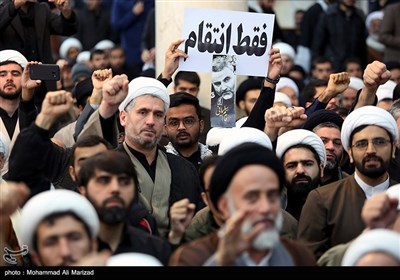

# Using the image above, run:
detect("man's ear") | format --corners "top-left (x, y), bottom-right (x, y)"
top-left (217, 195), bottom-right (230, 221)
top-left (238, 100), bottom-right (245, 111)
top-left (348, 149), bottom-right (354, 164)
top-left (120, 111), bottom-right (127, 126)
top-left (78, 186), bottom-right (86, 196)
top-left (69, 166), bottom-right (76, 182)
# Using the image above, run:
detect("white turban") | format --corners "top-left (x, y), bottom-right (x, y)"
top-left (276, 77), bottom-right (299, 97)
top-left (366, 11), bottom-right (384, 31)
top-left (106, 253), bottom-right (162, 266)
top-left (376, 80), bottom-right (396, 102)
top-left (76, 51), bottom-right (91, 63)
top-left (206, 127), bottom-right (232, 147)
top-left (342, 229), bottom-right (400, 266)
top-left (274, 91), bottom-right (292, 107)
top-left (235, 116), bottom-right (248, 128)
top-left (0, 132), bottom-right (9, 159)
top-left (218, 127), bottom-right (273, 155)
top-left (273, 42), bottom-right (296, 61)
top-left (19, 189), bottom-right (99, 250)
top-left (59, 38), bottom-right (82, 59)
top-left (341, 106), bottom-right (398, 151)
top-left (386, 183), bottom-right (400, 210)
top-left (0, 49), bottom-right (28, 68)
top-left (276, 129), bottom-right (327, 167)
top-left (119, 77), bottom-right (169, 112)
top-left (94, 39), bottom-right (115, 51)
top-left (349, 76), bottom-right (364, 91)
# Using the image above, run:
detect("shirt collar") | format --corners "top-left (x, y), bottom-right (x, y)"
top-left (354, 172), bottom-right (390, 199)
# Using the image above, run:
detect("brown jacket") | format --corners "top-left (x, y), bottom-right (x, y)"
top-left (297, 175), bottom-right (398, 258)
top-left (169, 231), bottom-right (316, 266)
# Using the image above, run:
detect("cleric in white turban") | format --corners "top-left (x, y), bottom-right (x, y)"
top-left (19, 189), bottom-right (99, 250)
top-left (341, 106), bottom-right (399, 151)
top-left (342, 229), bottom-right (400, 266)
top-left (276, 129), bottom-right (327, 167)
top-left (218, 127), bottom-right (273, 155)
top-left (119, 77), bottom-right (170, 113)
top-left (0, 49), bottom-right (28, 68)
top-left (107, 253), bottom-right (162, 266)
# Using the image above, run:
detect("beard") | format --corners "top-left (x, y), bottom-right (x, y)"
top-left (171, 131), bottom-right (199, 149)
top-left (127, 131), bottom-right (160, 150)
top-left (241, 212), bottom-right (283, 250)
top-left (0, 87), bottom-right (21, 100)
top-left (87, 194), bottom-right (128, 225)
top-left (285, 171), bottom-right (321, 196)
top-left (355, 155), bottom-right (389, 178)
top-left (227, 194), bottom-right (282, 251)
top-left (325, 153), bottom-right (340, 171)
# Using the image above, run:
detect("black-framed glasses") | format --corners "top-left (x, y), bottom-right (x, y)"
top-left (167, 117), bottom-right (198, 129)
top-left (351, 138), bottom-right (391, 150)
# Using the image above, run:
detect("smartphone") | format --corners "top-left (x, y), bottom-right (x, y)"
top-left (29, 64), bottom-right (60, 81)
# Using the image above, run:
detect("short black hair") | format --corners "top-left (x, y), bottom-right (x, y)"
top-left (77, 150), bottom-right (139, 202)
top-left (174, 71), bottom-right (200, 87)
top-left (70, 135), bottom-right (113, 166)
top-left (169, 92), bottom-right (202, 120)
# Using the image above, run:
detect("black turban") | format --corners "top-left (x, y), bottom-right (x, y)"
top-left (235, 78), bottom-right (263, 106)
top-left (302, 109), bottom-right (343, 131)
top-left (209, 142), bottom-right (284, 209)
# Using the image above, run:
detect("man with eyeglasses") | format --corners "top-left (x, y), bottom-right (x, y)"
top-left (298, 106), bottom-right (398, 258)
top-left (165, 92), bottom-right (213, 170)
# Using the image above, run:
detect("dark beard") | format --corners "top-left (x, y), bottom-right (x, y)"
top-left (0, 88), bottom-right (21, 100)
top-left (355, 155), bottom-right (389, 178)
top-left (87, 194), bottom-right (128, 225)
top-left (285, 171), bottom-right (321, 196)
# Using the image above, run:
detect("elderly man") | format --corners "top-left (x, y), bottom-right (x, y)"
top-left (77, 74), bottom-right (202, 237)
top-left (19, 189), bottom-right (100, 266)
top-left (0, 50), bottom-right (39, 175)
top-left (298, 106), bottom-right (399, 258)
top-left (276, 129), bottom-right (326, 220)
top-left (170, 143), bottom-right (315, 266)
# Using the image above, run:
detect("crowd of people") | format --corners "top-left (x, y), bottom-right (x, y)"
top-left (1, 0), bottom-right (400, 267)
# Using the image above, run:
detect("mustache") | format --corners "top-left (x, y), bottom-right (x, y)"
top-left (292, 174), bottom-right (311, 182)
top-left (177, 132), bottom-right (190, 137)
top-left (362, 155), bottom-right (383, 164)
top-left (103, 195), bottom-right (125, 208)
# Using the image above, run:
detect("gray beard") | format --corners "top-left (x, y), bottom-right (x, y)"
top-left (241, 212), bottom-right (283, 250)
top-left (227, 193), bottom-right (282, 250)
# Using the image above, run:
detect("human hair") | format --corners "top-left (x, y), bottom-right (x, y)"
top-left (389, 98), bottom-right (400, 121)
top-left (282, 143), bottom-right (321, 166)
top-left (198, 155), bottom-right (219, 192)
top-left (76, 150), bottom-right (139, 202)
top-left (90, 49), bottom-right (105, 60)
top-left (32, 211), bottom-right (91, 251)
top-left (311, 56), bottom-right (333, 70)
top-left (302, 79), bottom-right (328, 103)
top-left (0, 61), bottom-right (23, 70)
top-left (168, 92), bottom-right (202, 120)
top-left (70, 135), bottom-right (113, 166)
top-left (312, 122), bottom-right (341, 133)
top-left (174, 71), bottom-right (200, 87)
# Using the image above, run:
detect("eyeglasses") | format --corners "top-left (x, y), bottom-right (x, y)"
top-left (351, 138), bottom-right (391, 150)
top-left (167, 117), bottom-right (198, 129)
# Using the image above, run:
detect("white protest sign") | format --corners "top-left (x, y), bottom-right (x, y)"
top-left (180, 8), bottom-right (275, 77)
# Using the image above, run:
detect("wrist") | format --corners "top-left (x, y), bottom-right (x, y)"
top-left (35, 114), bottom-right (53, 130)
top-left (265, 75), bottom-right (280, 85)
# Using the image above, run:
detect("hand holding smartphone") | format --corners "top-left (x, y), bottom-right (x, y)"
top-left (29, 64), bottom-right (60, 81)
